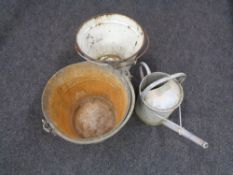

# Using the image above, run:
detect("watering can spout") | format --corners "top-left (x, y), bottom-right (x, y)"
top-left (161, 119), bottom-right (209, 149)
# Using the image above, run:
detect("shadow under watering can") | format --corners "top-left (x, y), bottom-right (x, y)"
top-left (136, 62), bottom-right (208, 149)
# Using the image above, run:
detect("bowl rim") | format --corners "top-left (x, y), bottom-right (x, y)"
top-left (75, 13), bottom-right (148, 65)
top-left (41, 62), bottom-right (135, 144)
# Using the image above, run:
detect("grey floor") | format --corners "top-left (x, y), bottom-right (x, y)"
top-left (0, 0), bottom-right (233, 175)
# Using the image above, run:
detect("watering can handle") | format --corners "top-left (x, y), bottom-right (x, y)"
top-left (139, 61), bottom-right (152, 79)
top-left (141, 72), bottom-right (187, 97)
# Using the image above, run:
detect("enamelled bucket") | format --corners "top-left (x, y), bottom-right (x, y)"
top-left (42, 62), bottom-right (135, 144)
top-left (75, 13), bottom-right (149, 69)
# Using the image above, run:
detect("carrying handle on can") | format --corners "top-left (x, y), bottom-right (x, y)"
top-left (139, 61), bottom-right (152, 79)
top-left (141, 72), bottom-right (187, 98)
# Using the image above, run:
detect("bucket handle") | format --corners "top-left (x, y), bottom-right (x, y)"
top-left (42, 119), bottom-right (56, 135)
top-left (139, 61), bottom-right (186, 97)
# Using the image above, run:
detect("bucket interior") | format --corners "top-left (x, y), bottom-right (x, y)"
top-left (42, 62), bottom-right (130, 139)
top-left (76, 14), bottom-right (145, 61)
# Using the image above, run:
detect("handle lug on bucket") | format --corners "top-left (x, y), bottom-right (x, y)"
top-left (42, 119), bottom-right (56, 136)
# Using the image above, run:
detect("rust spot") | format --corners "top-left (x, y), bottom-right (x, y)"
top-left (96, 23), bottom-right (103, 26)
top-left (105, 13), bottom-right (114, 16)
top-left (94, 16), bottom-right (101, 20)
top-left (94, 13), bottom-right (113, 20)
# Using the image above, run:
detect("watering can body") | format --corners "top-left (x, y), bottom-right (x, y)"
top-left (136, 71), bottom-right (185, 126)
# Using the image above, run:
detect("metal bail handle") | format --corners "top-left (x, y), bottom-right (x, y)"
top-left (139, 61), bottom-right (152, 79)
top-left (141, 72), bottom-right (187, 98)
